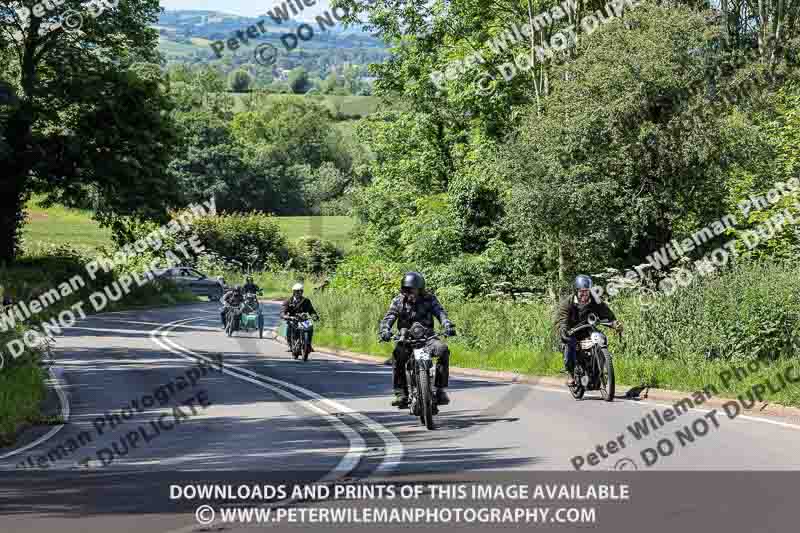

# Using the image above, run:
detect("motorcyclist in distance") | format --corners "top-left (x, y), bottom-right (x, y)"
top-left (281, 283), bottom-right (320, 352)
top-left (379, 272), bottom-right (456, 408)
top-left (243, 276), bottom-right (260, 295)
top-left (557, 275), bottom-right (623, 387)
top-left (220, 285), bottom-right (244, 330)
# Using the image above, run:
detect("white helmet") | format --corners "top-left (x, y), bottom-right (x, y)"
top-left (292, 283), bottom-right (304, 291)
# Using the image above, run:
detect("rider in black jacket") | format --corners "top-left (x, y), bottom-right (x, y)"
top-left (242, 276), bottom-right (260, 295)
top-left (281, 283), bottom-right (320, 352)
top-left (220, 286), bottom-right (244, 330)
top-left (379, 272), bottom-right (456, 407)
top-left (557, 275), bottom-right (623, 386)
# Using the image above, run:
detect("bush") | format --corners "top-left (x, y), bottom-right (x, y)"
top-left (616, 261), bottom-right (800, 364)
top-left (288, 236), bottom-right (343, 274)
top-left (184, 212), bottom-right (289, 270)
top-left (329, 254), bottom-right (413, 298)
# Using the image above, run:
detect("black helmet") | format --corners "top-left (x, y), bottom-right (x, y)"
top-left (574, 275), bottom-right (592, 291)
top-left (401, 272), bottom-right (425, 291)
top-left (234, 285), bottom-right (242, 293)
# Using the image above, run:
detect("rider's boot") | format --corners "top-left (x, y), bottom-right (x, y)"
top-left (391, 388), bottom-right (408, 407)
top-left (435, 388), bottom-right (450, 406)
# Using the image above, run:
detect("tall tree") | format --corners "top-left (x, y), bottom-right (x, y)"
top-left (0, 1), bottom-right (182, 260)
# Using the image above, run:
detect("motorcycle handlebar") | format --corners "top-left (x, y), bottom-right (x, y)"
top-left (384, 331), bottom-right (447, 343)
top-left (566, 320), bottom-right (615, 337)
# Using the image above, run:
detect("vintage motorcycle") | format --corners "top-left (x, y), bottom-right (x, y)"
top-left (224, 291), bottom-right (264, 338)
top-left (286, 312), bottom-right (314, 361)
top-left (386, 322), bottom-right (448, 430)
top-left (565, 312), bottom-right (618, 401)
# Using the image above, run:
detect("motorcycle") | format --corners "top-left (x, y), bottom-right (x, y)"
top-left (286, 312), bottom-right (314, 361)
top-left (385, 322), bottom-right (447, 430)
top-left (565, 312), bottom-right (618, 401)
top-left (241, 291), bottom-right (265, 338)
top-left (223, 291), bottom-right (264, 338)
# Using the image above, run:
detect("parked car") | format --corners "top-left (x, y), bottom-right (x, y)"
top-left (153, 266), bottom-right (225, 301)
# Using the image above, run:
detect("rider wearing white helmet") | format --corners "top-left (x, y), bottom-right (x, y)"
top-left (281, 282), bottom-right (320, 352)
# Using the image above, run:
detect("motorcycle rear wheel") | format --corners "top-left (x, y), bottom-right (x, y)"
top-left (600, 348), bottom-right (615, 401)
top-left (418, 368), bottom-right (435, 430)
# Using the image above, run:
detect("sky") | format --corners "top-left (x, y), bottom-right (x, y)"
top-left (159, 0), bottom-right (333, 19)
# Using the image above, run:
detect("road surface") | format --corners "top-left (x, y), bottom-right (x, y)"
top-left (1, 302), bottom-right (798, 532)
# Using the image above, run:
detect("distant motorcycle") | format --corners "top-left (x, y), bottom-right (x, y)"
top-left (286, 313), bottom-right (314, 361)
top-left (224, 291), bottom-right (264, 338)
top-left (384, 322), bottom-right (448, 430)
top-left (565, 313), bottom-right (617, 401)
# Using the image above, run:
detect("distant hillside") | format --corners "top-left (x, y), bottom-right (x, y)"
top-left (155, 9), bottom-right (389, 80)
top-left (156, 9), bottom-right (385, 55)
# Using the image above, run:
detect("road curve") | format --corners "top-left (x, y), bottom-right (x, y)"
top-left (0, 302), bottom-right (798, 532)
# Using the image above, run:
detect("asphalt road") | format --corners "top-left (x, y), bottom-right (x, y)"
top-left (1, 302), bottom-right (799, 532)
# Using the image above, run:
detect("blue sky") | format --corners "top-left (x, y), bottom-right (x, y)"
top-left (159, 0), bottom-right (333, 18)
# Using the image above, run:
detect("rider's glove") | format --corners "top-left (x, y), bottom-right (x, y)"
top-left (613, 321), bottom-right (624, 334)
top-left (379, 329), bottom-right (392, 342)
top-left (443, 321), bottom-right (456, 337)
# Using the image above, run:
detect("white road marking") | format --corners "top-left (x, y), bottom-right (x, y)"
top-left (84, 318), bottom-right (223, 331)
top-left (163, 316), bottom-right (405, 474)
top-left (149, 317), bottom-right (371, 481)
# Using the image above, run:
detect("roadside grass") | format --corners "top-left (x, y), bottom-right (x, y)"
top-left (0, 361), bottom-right (46, 445)
top-left (306, 273), bottom-right (800, 407)
top-left (313, 314), bottom-right (800, 407)
top-left (207, 270), bottom-right (328, 301)
top-left (0, 250), bottom-right (198, 445)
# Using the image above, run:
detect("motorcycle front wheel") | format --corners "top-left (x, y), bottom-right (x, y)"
top-left (225, 315), bottom-right (234, 337)
top-left (302, 332), bottom-right (310, 361)
top-left (291, 332), bottom-right (300, 359)
top-left (418, 367), bottom-right (435, 430)
top-left (599, 348), bottom-right (615, 401)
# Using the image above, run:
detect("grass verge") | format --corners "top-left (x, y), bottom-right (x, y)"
top-left (308, 262), bottom-right (800, 407)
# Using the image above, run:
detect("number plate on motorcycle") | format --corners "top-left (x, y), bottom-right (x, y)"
top-left (413, 348), bottom-right (430, 361)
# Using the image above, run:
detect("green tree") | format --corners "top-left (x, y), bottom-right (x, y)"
top-left (0, 1), bottom-right (183, 259)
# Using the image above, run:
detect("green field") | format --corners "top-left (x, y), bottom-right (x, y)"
top-left (22, 197), bottom-right (112, 254)
top-left (22, 198), bottom-right (354, 254)
top-left (158, 37), bottom-right (210, 57)
top-left (274, 216), bottom-right (354, 251)
top-left (230, 93), bottom-right (383, 117)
